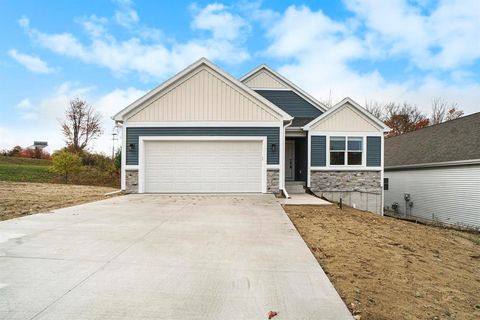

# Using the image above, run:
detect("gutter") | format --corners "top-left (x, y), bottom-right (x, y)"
top-left (385, 158), bottom-right (480, 171)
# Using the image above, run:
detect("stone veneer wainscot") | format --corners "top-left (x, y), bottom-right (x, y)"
top-left (125, 169), bottom-right (280, 194)
top-left (310, 171), bottom-right (381, 194)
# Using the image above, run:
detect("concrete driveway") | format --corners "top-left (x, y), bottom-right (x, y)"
top-left (0, 194), bottom-right (351, 320)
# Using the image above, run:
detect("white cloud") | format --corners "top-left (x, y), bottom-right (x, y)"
top-left (17, 2), bottom-right (249, 81)
top-left (113, 0), bottom-right (139, 28)
top-left (344, 0), bottom-right (480, 70)
top-left (8, 49), bottom-right (55, 74)
top-left (1, 84), bottom-right (145, 154)
top-left (257, 4), bottom-right (480, 114)
top-left (77, 15), bottom-right (108, 38)
top-left (94, 87), bottom-right (146, 154)
top-left (15, 98), bottom-right (33, 109)
top-left (14, 98), bottom-right (37, 120)
top-left (191, 3), bottom-right (250, 41)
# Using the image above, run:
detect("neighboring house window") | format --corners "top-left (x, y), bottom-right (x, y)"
top-left (330, 136), bottom-right (363, 165)
top-left (384, 178), bottom-right (389, 190)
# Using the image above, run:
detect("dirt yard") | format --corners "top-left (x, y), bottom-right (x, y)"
top-left (284, 204), bottom-right (480, 320)
top-left (0, 181), bottom-right (118, 221)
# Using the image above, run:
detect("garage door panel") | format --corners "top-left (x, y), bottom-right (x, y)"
top-left (143, 140), bottom-right (264, 193)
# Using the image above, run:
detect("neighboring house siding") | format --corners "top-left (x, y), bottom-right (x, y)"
top-left (367, 136), bottom-right (382, 167)
top-left (309, 104), bottom-right (379, 132)
top-left (126, 127), bottom-right (280, 165)
top-left (384, 165), bottom-right (480, 229)
top-left (311, 136), bottom-right (326, 166)
top-left (243, 70), bottom-right (288, 89)
top-left (255, 90), bottom-right (323, 118)
top-left (127, 67), bottom-right (280, 122)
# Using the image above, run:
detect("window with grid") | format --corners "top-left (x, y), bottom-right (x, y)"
top-left (329, 136), bottom-right (363, 166)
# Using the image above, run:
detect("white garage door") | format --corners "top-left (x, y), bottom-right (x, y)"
top-left (143, 139), bottom-right (264, 193)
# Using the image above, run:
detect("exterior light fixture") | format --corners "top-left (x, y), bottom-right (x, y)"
top-left (271, 144), bottom-right (276, 152)
top-left (128, 143), bottom-right (136, 151)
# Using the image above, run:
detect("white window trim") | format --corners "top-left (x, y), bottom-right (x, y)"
top-left (328, 136), bottom-right (365, 167)
top-left (137, 136), bottom-right (268, 194)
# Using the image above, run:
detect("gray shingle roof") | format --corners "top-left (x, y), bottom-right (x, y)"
top-left (385, 112), bottom-right (480, 168)
top-left (291, 117), bottom-right (316, 127)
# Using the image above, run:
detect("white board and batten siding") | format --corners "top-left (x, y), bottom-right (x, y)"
top-left (309, 104), bottom-right (379, 132)
top-left (384, 164), bottom-right (480, 229)
top-left (242, 69), bottom-right (288, 89)
top-left (127, 66), bottom-right (280, 122)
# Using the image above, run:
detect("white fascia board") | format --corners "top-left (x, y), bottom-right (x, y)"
top-left (113, 58), bottom-right (207, 121)
top-left (240, 64), bottom-right (328, 113)
top-left (124, 121), bottom-right (282, 128)
top-left (303, 97), bottom-right (390, 132)
top-left (309, 131), bottom-right (383, 136)
top-left (113, 58), bottom-right (292, 122)
top-left (139, 136), bottom-right (268, 142)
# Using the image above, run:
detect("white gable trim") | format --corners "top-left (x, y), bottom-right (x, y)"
top-left (303, 97), bottom-right (390, 132)
top-left (240, 65), bottom-right (328, 113)
top-left (113, 58), bottom-right (293, 122)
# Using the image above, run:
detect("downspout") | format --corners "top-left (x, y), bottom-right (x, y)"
top-left (280, 119), bottom-right (293, 199)
top-left (114, 120), bottom-right (126, 191)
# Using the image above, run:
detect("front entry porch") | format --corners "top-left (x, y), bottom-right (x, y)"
top-left (285, 136), bottom-right (308, 194)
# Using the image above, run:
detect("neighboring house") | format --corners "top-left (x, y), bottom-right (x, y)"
top-left (384, 112), bottom-right (480, 229)
top-left (113, 58), bottom-right (389, 214)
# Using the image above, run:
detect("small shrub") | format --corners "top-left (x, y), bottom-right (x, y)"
top-left (114, 150), bottom-right (121, 171)
top-left (50, 150), bottom-right (82, 184)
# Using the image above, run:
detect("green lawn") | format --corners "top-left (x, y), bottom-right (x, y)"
top-left (0, 156), bottom-right (54, 183)
top-left (0, 156), bottom-right (120, 187)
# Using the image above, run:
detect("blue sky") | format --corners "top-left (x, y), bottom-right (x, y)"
top-left (1, 0), bottom-right (479, 153)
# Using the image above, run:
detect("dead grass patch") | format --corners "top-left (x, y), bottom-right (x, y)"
top-left (0, 181), bottom-right (118, 221)
top-left (284, 204), bottom-right (480, 320)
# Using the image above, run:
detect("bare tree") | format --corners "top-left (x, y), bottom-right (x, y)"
top-left (384, 102), bottom-right (429, 137)
top-left (445, 105), bottom-right (464, 121)
top-left (365, 100), bottom-right (384, 120)
top-left (320, 90), bottom-right (334, 108)
top-left (430, 97), bottom-right (447, 125)
top-left (61, 98), bottom-right (103, 152)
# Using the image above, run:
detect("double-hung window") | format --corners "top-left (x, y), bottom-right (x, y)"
top-left (329, 136), bottom-right (363, 166)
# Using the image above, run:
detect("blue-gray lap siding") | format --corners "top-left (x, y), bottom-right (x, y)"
top-left (126, 127), bottom-right (280, 165)
top-left (367, 136), bottom-right (382, 167)
top-left (255, 90), bottom-right (323, 118)
top-left (310, 135), bottom-right (381, 167)
top-left (310, 136), bottom-right (326, 166)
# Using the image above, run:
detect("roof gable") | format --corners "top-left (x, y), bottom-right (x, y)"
top-left (240, 65), bottom-right (327, 113)
top-left (113, 58), bottom-right (292, 122)
top-left (242, 69), bottom-right (288, 89)
top-left (304, 97), bottom-right (390, 132)
top-left (385, 112), bottom-right (480, 168)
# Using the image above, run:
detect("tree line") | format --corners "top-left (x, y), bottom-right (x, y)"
top-left (364, 97), bottom-right (464, 138)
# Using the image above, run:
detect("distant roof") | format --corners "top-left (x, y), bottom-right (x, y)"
top-left (385, 112), bottom-right (480, 168)
top-left (254, 90), bottom-right (323, 119)
top-left (290, 117), bottom-right (316, 127)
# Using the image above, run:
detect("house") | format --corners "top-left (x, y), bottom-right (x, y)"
top-left (113, 58), bottom-right (389, 214)
top-left (384, 112), bottom-right (480, 229)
